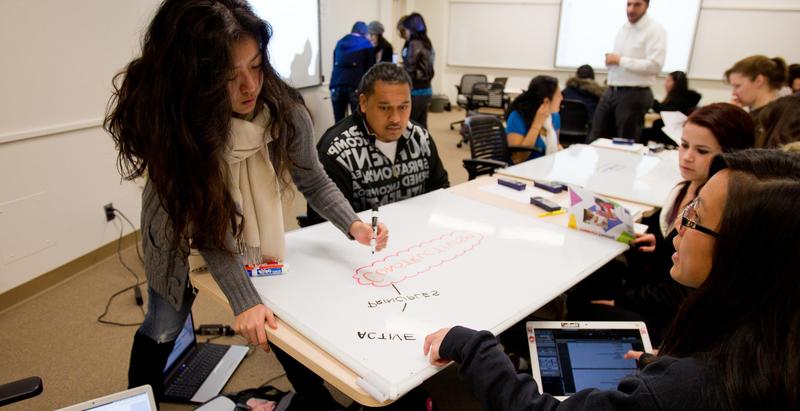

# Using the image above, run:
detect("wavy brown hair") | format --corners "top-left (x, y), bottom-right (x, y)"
top-left (105, 0), bottom-right (303, 251)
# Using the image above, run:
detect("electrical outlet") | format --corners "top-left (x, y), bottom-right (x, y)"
top-left (104, 203), bottom-right (115, 222)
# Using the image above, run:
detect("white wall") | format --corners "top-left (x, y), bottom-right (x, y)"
top-left (0, 0), bottom-right (389, 295)
top-left (431, 0), bottom-right (798, 108)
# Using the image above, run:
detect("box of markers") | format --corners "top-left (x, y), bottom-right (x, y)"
top-left (245, 261), bottom-right (288, 277)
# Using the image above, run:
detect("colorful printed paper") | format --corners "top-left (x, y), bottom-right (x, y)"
top-left (567, 185), bottom-right (635, 244)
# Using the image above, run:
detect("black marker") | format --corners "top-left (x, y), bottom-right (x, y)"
top-left (371, 204), bottom-right (379, 254)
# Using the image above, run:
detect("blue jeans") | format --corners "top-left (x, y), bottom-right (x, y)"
top-left (138, 283), bottom-right (195, 343)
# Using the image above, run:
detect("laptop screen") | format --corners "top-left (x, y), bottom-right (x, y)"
top-left (55, 386), bottom-right (157, 411)
top-left (84, 391), bottom-right (153, 411)
top-left (164, 312), bottom-right (196, 372)
top-left (532, 328), bottom-right (645, 396)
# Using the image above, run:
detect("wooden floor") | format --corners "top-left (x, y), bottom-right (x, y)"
top-left (0, 109), bottom-right (487, 410)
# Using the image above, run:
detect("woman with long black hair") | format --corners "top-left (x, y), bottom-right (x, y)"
top-left (505, 76), bottom-right (563, 163)
top-left (105, 0), bottom-right (387, 405)
top-left (400, 12), bottom-right (435, 127)
top-left (424, 149), bottom-right (800, 410)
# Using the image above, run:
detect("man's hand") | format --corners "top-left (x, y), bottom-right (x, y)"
top-left (349, 220), bottom-right (389, 251)
top-left (605, 53), bottom-right (621, 66)
top-left (234, 304), bottom-right (277, 352)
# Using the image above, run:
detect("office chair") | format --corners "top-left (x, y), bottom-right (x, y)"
top-left (456, 82), bottom-right (509, 148)
top-left (559, 99), bottom-right (591, 147)
top-left (461, 115), bottom-right (540, 180)
top-left (0, 377), bottom-right (43, 406)
top-left (450, 74), bottom-right (488, 131)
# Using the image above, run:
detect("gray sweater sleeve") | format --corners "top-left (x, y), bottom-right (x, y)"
top-left (285, 106), bottom-right (360, 235)
top-left (197, 237), bottom-right (262, 316)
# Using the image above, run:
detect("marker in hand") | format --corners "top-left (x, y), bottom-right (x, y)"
top-left (370, 204), bottom-right (379, 254)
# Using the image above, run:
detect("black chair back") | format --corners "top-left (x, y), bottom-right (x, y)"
top-left (461, 115), bottom-right (510, 179)
top-left (492, 77), bottom-right (508, 87)
top-left (559, 99), bottom-right (590, 146)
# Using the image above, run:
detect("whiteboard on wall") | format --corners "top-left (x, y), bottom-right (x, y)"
top-left (445, 0), bottom-right (800, 81)
top-left (688, 7), bottom-right (800, 80)
top-left (556, 0), bottom-right (701, 73)
top-left (252, 190), bottom-right (626, 401)
top-left (0, 0), bottom-right (321, 144)
top-left (447, 1), bottom-right (560, 70)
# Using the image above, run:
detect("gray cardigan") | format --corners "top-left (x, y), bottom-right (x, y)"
top-left (141, 106), bottom-right (359, 315)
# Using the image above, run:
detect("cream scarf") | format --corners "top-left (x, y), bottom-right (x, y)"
top-left (225, 108), bottom-right (285, 264)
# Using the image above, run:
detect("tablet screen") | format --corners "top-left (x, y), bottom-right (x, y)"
top-left (533, 328), bottom-right (645, 396)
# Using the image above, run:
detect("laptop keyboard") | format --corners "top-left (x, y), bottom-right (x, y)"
top-left (164, 344), bottom-right (229, 399)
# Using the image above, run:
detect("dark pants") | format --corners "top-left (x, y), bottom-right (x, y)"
top-left (588, 87), bottom-right (654, 143)
top-left (331, 86), bottom-right (359, 123)
top-left (411, 94), bottom-right (432, 128)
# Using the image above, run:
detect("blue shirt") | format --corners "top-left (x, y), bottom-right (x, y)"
top-left (505, 110), bottom-right (546, 160)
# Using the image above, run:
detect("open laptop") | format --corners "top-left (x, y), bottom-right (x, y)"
top-left (526, 321), bottom-right (653, 400)
top-left (56, 385), bottom-right (156, 411)
top-left (161, 311), bottom-right (248, 404)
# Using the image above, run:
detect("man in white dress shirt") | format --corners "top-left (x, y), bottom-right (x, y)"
top-left (589, 0), bottom-right (666, 142)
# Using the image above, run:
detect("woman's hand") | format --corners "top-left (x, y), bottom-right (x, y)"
top-left (349, 220), bottom-right (389, 251)
top-left (531, 101), bottom-right (551, 131)
top-left (234, 303), bottom-right (277, 352)
top-left (423, 328), bottom-right (453, 366)
top-left (631, 233), bottom-right (656, 253)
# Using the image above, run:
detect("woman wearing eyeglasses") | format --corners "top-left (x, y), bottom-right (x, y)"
top-left (424, 149), bottom-right (800, 410)
top-left (577, 103), bottom-right (755, 344)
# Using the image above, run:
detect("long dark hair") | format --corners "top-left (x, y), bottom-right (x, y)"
top-left (685, 103), bottom-right (755, 152)
top-left (508, 76), bottom-right (559, 131)
top-left (105, 0), bottom-right (303, 251)
top-left (662, 71), bottom-right (688, 105)
top-left (660, 149), bottom-right (800, 409)
top-left (756, 95), bottom-right (800, 148)
top-left (402, 13), bottom-right (432, 50)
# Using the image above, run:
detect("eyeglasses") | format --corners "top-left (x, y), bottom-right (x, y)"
top-left (680, 197), bottom-right (720, 238)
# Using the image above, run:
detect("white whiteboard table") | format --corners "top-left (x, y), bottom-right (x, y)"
top-left (496, 144), bottom-right (681, 207)
top-left (251, 189), bottom-right (627, 402)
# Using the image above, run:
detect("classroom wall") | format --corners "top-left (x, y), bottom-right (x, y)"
top-left (427, 0), bottom-right (799, 107)
top-left (0, 0), bottom-right (387, 296)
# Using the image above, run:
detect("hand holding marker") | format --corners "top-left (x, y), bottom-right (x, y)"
top-left (371, 204), bottom-right (379, 254)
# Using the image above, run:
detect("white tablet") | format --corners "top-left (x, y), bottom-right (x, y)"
top-left (527, 321), bottom-right (653, 400)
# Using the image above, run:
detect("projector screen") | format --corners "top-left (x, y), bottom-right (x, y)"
top-left (251, 0), bottom-right (321, 88)
top-left (556, 0), bottom-right (701, 73)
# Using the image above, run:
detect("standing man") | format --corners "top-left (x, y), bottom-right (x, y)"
top-left (330, 21), bottom-right (376, 123)
top-left (589, 0), bottom-right (666, 142)
top-left (308, 63), bottom-right (449, 225)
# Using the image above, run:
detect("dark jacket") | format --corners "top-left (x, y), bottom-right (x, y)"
top-left (307, 111), bottom-right (449, 224)
top-left (562, 77), bottom-right (605, 119)
top-left (330, 33), bottom-right (375, 89)
top-left (375, 38), bottom-right (394, 63)
top-left (440, 326), bottom-right (706, 411)
top-left (653, 89), bottom-right (702, 115)
top-left (402, 39), bottom-right (434, 90)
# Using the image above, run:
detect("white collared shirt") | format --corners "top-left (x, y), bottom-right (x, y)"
top-left (607, 14), bottom-right (667, 87)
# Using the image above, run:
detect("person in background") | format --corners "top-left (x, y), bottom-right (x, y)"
top-left (579, 103), bottom-right (755, 345)
top-left (652, 71), bottom-right (701, 115)
top-left (105, 0), bottom-right (387, 406)
top-left (400, 13), bottom-right (435, 127)
top-left (589, 0), bottom-right (666, 143)
top-left (756, 95), bottom-right (800, 148)
top-left (307, 63), bottom-right (449, 225)
top-left (425, 149), bottom-right (800, 411)
top-left (505, 76), bottom-right (563, 163)
top-left (562, 64), bottom-right (605, 119)
top-left (724, 55), bottom-right (787, 120)
top-left (367, 21), bottom-right (393, 63)
top-left (788, 63), bottom-right (800, 94)
top-left (330, 21), bottom-right (375, 122)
